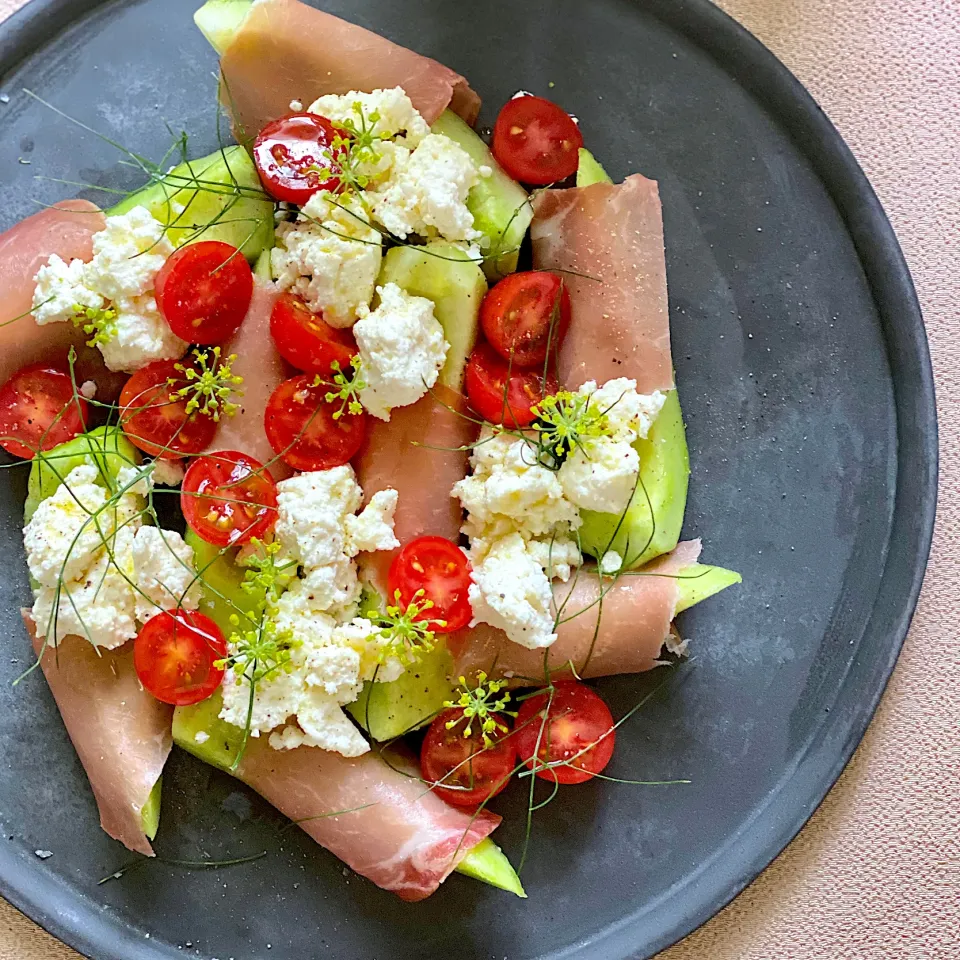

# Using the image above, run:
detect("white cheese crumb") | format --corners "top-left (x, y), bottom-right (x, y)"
top-left (354, 283), bottom-right (448, 421)
top-left (600, 550), bottom-right (623, 575)
top-left (194, 731), bottom-right (210, 745)
top-left (97, 294), bottom-right (186, 374)
top-left (32, 255), bottom-right (102, 326)
top-left (369, 134), bottom-right (481, 242)
top-left (289, 99), bottom-right (304, 111)
top-left (151, 458), bottom-right (185, 487)
top-left (271, 192), bottom-right (382, 327)
top-left (559, 436), bottom-right (640, 515)
top-left (344, 489), bottom-right (400, 556)
top-left (468, 532), bottom-right (557, 650)
top-left (130, 526), bottom-right (201, 623)
top-left (307, 87), bottom-right (430, 146)
top-left (79, 380), bottom-right (97, 400)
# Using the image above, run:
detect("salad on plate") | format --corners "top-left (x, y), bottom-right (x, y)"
top-left (0, 0), bottom-right (741, 902)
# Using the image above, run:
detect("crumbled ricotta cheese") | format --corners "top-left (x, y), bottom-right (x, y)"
top-left (369, 133), bottom-right (481, 242)
top-left (308, 87), bottom-right (430, 146)
top-left (97, 294), bottom-right (186, 374)
top-left (344, 489), bottom-right (400, 555)
top-left (151, 458), bottom-right (185, 487)
top-left (354, 283), bottom-right (448, 421)
top-left (32, 255), bottom-right (103, 326)
top-left (25, 463), bottom-right (198, 649)
top-left (271, 192), bottom-right (382, 327)
top-left (578, 379), bottom-right (665, 442)
top-left (194, 731), bottom-right (210, 745)
top-left (600, 550), bottom-right (624, 576)
top-left (468, 532), bottom-right (557, 650)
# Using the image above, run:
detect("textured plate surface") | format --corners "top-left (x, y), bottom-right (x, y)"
top-left (0, 1), bottom-right (936, 958)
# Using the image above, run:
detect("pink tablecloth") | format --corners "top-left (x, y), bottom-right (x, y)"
top-left (0, 0), bottom-right (957, 957)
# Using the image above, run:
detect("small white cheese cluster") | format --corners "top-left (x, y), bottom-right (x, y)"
top-left (218, 466), bottom-right (401, 757)
top-left (24, 463), bottom-right (201, 650)
top-left (354, 283), bottom-right (449, 421)
top-left (454, 380), bottom-right (668, 649)
top-left (271, 192), bottom-right (383, 329)
top-left (32, 206), bottom-right (186, 373)
top-left (557, 379), bottom-right (666, 516)
top-left (273, 87), bottom-right (482, 326)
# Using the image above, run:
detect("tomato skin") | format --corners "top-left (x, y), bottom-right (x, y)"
top-left (513, 681), bottom-right (616, 784)
top-left (492, 95), bottom-right (584, 185)
top-left (421, 708), bottom-right (516, 807)
top-left (465, 342), bottom-right (558, 428)
top-left (264, 374), bottom-right (367, 472)
top-left (388, 536), bottom-right (473, 634)
top-left (0, 364), bottom-right (88, 459)
top-left (120, 359), bottom-right (218, 459)
top-left (155, 241), bottom-right (254, 345)
top-left (480, 271), bottom-right (571, 368)
top-left (134, 610), bottom-right (227, 706)
top-left (269, 293), bottom-right (358, 375)
top-left (181, 450), bottom-right (278, 547)
top-left (254, 113), bottom-right (346, 205)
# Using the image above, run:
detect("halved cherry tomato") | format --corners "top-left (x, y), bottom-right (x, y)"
top-left (264, 373), bottom-right (367, 472)
top-left (492, 95), bottom-right (584, 185)
top-left (182, 450), bottom-right (278, 547)
top-left (134, 610), bottom-right (227, 706)
top-left (270, 293), bottom-right (358, 375)
top-left (0, 364), bottom-right (88, 459)
top-left (388, 536), bottom-right (472, 634)
top-left (421, 707), bottom-right (516, 808)
top-left (480, 271), bottom-right (571, 368)
top-left (254, 113), bottom-right (346, 205)
top-left (464, 342), bottom-right (558, 428)
top-left (120, 358), bottom-right (218, 459)
top-left (155, 241), bottom-right (254, 345)
top-left (514, 681), bottom-right (616, 785)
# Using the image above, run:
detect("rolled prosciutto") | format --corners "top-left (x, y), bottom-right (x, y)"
top-left (23, 613), bottom-right (172, 857)
top-left (355, 385), bottom-right (474, 594)
top-left (531, 174), bottom-right (673, 395)
top-left (0, 201), bottom-right (123, 396)
top-left (218, 0), bottom-right (481, 145)
top-left (236, 738), bottom-right (499, 902)
top-left (449, 541), bottom-right (702, 684)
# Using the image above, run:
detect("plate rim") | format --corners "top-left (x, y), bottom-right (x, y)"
top-left (0, 0), bottom-right (938, 958)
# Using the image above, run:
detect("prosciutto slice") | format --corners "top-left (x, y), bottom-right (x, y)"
top-left (219, 0), bottom-right (481, 145)
top-left (355, 385), bottom-right (474, 594)
top-left (203, 278), bottom-right (292, 478)
top-left (22, 613), bottom-right (172, 857)
top-left (237, 738), bottom-right (499, 901)
top-left (449, 541), bottom-right (701, 684)
top-left (531, 174), bottom-right (673, 395)
top-left (0, 201), bottom-right (123, 397)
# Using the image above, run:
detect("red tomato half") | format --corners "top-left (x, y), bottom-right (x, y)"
top-left (182, 450), bottom-right (278, 547)
top-left (134, 610), bottom-right (227, 706)
top-left (155, 241), bottom-right (253, 345)
top-left (388, 536), bottom-right (473, 634)
top-left (465, 342), bottom-right (558, 428)
top-left (254, 113), bottom-right (346, 205)
top-left (270, 293), bottom-right (358, 375)
top-left (264, 374), bottom-right (367, 472)
top-left (492, 95), bottom-right (584, 185)
top-left (514, 681), bottom-right (616, 784)
top-left (480, 271), bottom-right (571, 368)
top-left (421, 708), bottom-right (516, 807)
top-left (120, 358), bottom-right (218, 459)
top-left (0, 364), bottom-right (88, 459)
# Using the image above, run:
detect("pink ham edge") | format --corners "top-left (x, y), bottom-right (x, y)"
top-left (355, 384), bottom-right (475, 595)
top-left (22, 612), bottom-right (172, 857)
top-left (449, 541), bottom-right (702, 684)
top-left (531, 174), bottom-right (674, 396)
top-left (201, 278), bottom-right (292, 479)
top-left (219, 0), bottom-right (481, 147)
top-left (0, 201), bottom-right (126, 399)
top-left (237, 738), bottom-right (499, 902)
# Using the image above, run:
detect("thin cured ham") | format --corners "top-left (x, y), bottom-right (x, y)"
top-left (236, 737), bottom-right (499, 901)
top-left (23, 613), bottom-right (172, 857)
top-left (531, 174), bottom-right (673, 395)
top-left (449, 541), bottom-right (702, 684)
top-left (203, 278), bottom-right (291, 477)
top-left (219, 0), bottom-right (481, 145)
top-left (355, 385), bottom-right (474, 595)
top-left (0, 201), bottom-right (123, 397)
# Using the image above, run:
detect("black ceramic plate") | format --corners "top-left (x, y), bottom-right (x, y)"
top-left (0, 0), bottom-right (936, 958)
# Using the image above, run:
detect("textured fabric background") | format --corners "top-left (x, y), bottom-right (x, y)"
top-left (0, 0), bottom-right (957, 957)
